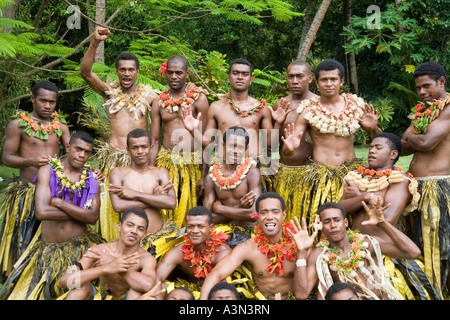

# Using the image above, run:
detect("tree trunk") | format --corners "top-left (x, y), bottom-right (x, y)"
top-left (297, 0), bottom-right (332, 60)
top-left (95, 0), bottom-right (106, 63)
top-left (343, 0), bottom-right (358, 94)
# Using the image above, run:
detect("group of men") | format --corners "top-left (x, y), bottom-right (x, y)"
top-left (0, 26), bottom-right (448, 301)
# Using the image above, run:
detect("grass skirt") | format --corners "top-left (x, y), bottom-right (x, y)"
top-left (402, 176), bottom-right (450, 298)
top-left (0, 228), bottom-right (105, 300)
top-left (0, 178), bottom-right (39, 280)
top-left (94, 141), bottom-right (130, 242)
top-left (156, 147), bottom-right (202, 228)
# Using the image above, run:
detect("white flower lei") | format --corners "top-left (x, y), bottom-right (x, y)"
top-left (296, 93), bottom-right (366, 137)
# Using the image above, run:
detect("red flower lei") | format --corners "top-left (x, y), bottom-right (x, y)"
top-left (254, 222), bottom-right (297, 276)
top-left (181, 230), bottom-right (229, 279)
top-left (158, 85), bottom-right (207, 113)
top-left (225, 92), bottom-right (266, 117)
top-left (408, 100), bottom-right (443, 134)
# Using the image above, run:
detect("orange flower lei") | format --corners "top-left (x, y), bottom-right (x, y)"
top-left (408, 99), bottom-right (445, 134)
top-left (254, 222), bottom-right (297, 276)
top-left (181, 230), bottom-right (229, 279)
top-left (12, 110), bottom-right (66, 141)
top-left (209, 157), bottom-right (256, 190)
top-left (225, 92), bottom-right (266, 117)
top-left (159, 85), bottom-right (208, 113)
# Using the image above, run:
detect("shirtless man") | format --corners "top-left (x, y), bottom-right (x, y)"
top-left (272, 60), bottom-right (318, 221)
top-left (150, 55), bottom-right (209, 227)
top-left (200, 192), bottom-right (298, 300)
top-left (0, 81), bottom-right (71, 275)
top-left (400, 61), bottom-right (450, 297)
top-left (0, 131), bottom-right (104, 300)
top-left (181, 58), bottom-right (289, 176)
top-left (203, 126), bottom-right (261, 227)
top-left (156, 206), bottom-right (231, 289)
top-left (281, 59), bottom-right (380, 225)
top-left (108, 129), bottom-right (176, 238)
top-left (291, 202), bottom-right (421, 300)
top-left (59, 208), bottom-right (157, 300)
top-left (80, 26), bottom-right (158, 241)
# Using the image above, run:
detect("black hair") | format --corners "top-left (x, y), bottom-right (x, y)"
top-left (208, 282), bottom-right (240, 300)
top-left (222, 126), bottom-right (250, 146)
top-left (317, 202), bottom-right (347, 219)
top-left (126, 128), bottom-right (151, 148)
top-left (228, 58), bottom-right (253, 74)
top-left (255, 192), bottom-right (286, 212)
top-left (167, 55), bottom-right (189, 72)
top-left (413, 62), bottom-right (447, 87)
top-left (166, 287), bottom-right (195, 300)
top-left (315, 59), bottom-right (345, 80)
top-left (32, 80), bottom-right (58, 97)
top-left (373, 132), bottom-right (402, 164)
top-left (69, 131), bottom-right (94, 145)
top-left (115, 52), bottom-right (140, 70)
top-left (121, 207), bottom-right (149, 229)
top-left (185, 206), bottom-right (213, 225)
top-left (324, 282), bottom-right (359, 300)
top-left (288, 60), bottom-right (312, 73)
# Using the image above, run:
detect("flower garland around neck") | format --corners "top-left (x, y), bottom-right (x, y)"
top-left (104, 81), bottom-right (155, 120)
top-left (158, 85), bottom-right (208, 113)
top-left (209, 157), bottom-right (256, 190)
top-left (408, 99), bottom-right (445, 134)
top-left (181, 230), bottom-right (229, 279)
top-left (344, 166), bottom-right (411, 193)
top-left (224, 92), bottom-right (266, 117)
top-left (296, 93), bottom-right (365, 137)
top-left (12, 110), bottom-right (66, 141)
top-left (254, 221), bottom-right (297, 276)
top-left (318, 229), bottom-right (369, 276)
top-left (50, 157), bottom-right (91, 194)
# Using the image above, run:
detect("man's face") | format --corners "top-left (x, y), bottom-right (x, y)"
top-left (31, 88), bottom-right (57, 120)
top-left (166, 60), bottom-right (188, 91)
top-left (368, 137), bottom-right (397, 169)
top-left (228, 64), bottom-right (252, 92)
top-left (257, 198), bottom-right (286, 237)
top-left (66, 138), bottom-right (93, 170)
top-left (316, 69), bottom-right (344, 98)
top-left (127, 136), bottom-right (151, 165)
top-left (224, 134), bottom-right (247, 165)
top-left (415, 75), bottom-right (446, 103)
top-left (330, 288), bottom-right (360, 300)
top-left (185, 214), bottom-right (212, 246)
top-left (116, 59), bottom-right (139, 90)
top-left (210, 289), bottom-right (238, 300)
top-left (118, 213), bottom-right (148, 246)
top-left (287, 64), bottom-right (313, 96)
top-left (320, 208), bottom-right (348, 243)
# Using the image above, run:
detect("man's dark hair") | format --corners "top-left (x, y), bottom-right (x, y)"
top-left (413, 62), bottom-right (447, 87)
top-left (121, 207), bottom-right (149, 229)
top-left (208, 282), bottom-right (240, 300)
top-left (185, 206), bottom-right (213, 225)
top-left (255, 192), bottom-right (286, 213)
top-left (223, 126), bottom-right (250, 146)
top-left (115, 52), bottom-right (140, 70)
top-left (32, 80), bottom-right (58, 97)
top-left (317, 202), bottom-right (347, 219)
top-left (69, 131), bottom-right (94, 145)
top-left (167, 55), bottom-right (189, 72)
top-left (324, 282), bottom-right (359, 300)
top-left (373, 132), bottom-right (402, 164)
top-left (228, 58), bottom-right (253, 74)
top-left (315, 59), bottom-right (345, 80)
top-left (288, 60), bottom-right (312, 73)
top-left (126, 128), bottom-right (151, 148)
top-left (166, 287), bottom-right (195, 300)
